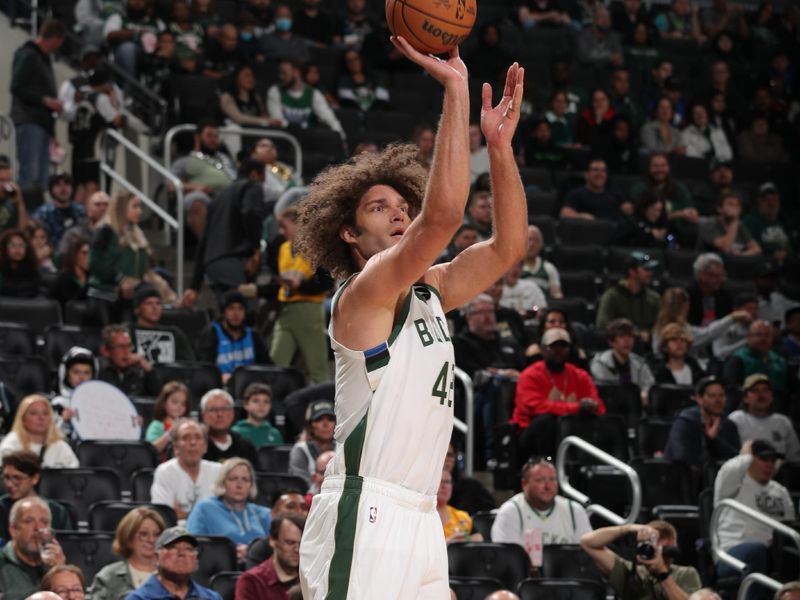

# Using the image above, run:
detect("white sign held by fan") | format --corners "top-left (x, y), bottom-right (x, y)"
top-left (70, 380), bottom-right (142, 440)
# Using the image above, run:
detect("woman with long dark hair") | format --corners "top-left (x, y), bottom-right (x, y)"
top-left (0, 229), bottom-right (41, 297)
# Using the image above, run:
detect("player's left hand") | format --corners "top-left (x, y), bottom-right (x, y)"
top-left (481, 62), bottom-right (524, 146)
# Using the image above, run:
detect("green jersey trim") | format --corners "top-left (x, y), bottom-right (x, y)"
top-left (325, 475), bottom-right (364, 599)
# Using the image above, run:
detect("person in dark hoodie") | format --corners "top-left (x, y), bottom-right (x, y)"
top-left (664, 376), bottom-right (740, 469)
top-left (181, 159), bottom-right (268, 307)
top-left (10, 19), bottom-right (66, 189)
top-left (51, 346), bottom-right (98, 443)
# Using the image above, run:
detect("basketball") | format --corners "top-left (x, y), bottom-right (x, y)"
top-left (386, 0), bottom-right (477, 55)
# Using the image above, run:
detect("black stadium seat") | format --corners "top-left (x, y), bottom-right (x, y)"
top-left (159, 308), bottom-right (210, 342)
top-left (39, 468), bottom-right (122, 524)
top-left (255, 472), bottom-right (308, 507)
top-left (88, 501), bottom-right (178, 531)
top-left (283, 382), bottom-right (335, 439)
top-left (631, 457), bottom-right (696, 513)
top-left (517, 578), bottom-right (605, 600)
top-left (76, 440), bottom-right (158, 493)
top-left (636, 417), bottom-right (674, 457)
top-left (131, 468), bottom-right (155, 502)
top-left (0, 355), bottom-right (52, 397)
top-left (558, 218), bottom-right (616, 246)
top-left (0, 297), bottom-right (61, 338)
top-left (209, 571), bottom-right (242, 600)
top-left (449, 577), bottom-right (503, 600)
top-left (153, 362), bottom-right (223, 409)
top-left (42, 325), bottom-right (102, 371)
top-left (447, 542), bottom-right (531, 590)
top-left (557, 415), bottom-right (629, 461)
top-left (541, 544), bottom-right (605, 582)
top-left (549, 244), bottom-right (606, 275)
top-left (257, 444), bottom-right (293, 473)
top-left (470, 510), bottom-right (497, 542)
top-left (648, 384), bottom-right (695, 418)
top-left (0, 322), bottom-right (35, 356)
top-left (195, 536), bottom-right (238, 587)
top-left (58, 532), bottom-right (116, 584)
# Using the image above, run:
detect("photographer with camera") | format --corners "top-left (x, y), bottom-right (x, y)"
top-left (580, 520), bottom-right (701, 599)
top-left (0, 157), bottom-right (30, 234)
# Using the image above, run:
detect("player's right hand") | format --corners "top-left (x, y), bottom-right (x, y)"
top-left (389, 35), bottom-right (467, 88)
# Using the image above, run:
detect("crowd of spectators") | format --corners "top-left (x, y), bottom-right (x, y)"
top-left (1, 0), bottom-right (800, 598)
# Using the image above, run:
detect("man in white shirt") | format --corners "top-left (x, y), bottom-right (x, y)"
top-left (500, 261), bottom-right (547, 319)
top-left (150, 419), bottom-right (222, 521)
top-left (729, 374), bottom-right (800, 463)
top-left (491, 458), bottom-right (591, 564)
top-left (714, 439), bottom-right (795, 597)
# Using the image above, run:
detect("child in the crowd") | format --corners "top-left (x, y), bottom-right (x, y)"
top-left (231, 382), bottom-right (284, 448)
top-left (145, 380), bottom-right (191, 461)
top-left (51, 346), bottom-right (97, 441)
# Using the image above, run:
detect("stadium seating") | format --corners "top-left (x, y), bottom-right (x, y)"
top-left (517, 578), bottom-right (605, 600)
top-left (89, 500), bottom-right (178, 531)
top-left (58, 532), bottom-right (116, 585)
top-left (0, 322), bottom-right (35, 356)
top-left (447, 542), bottom-right (531, 590)
top-left (39, 468), bottom-right (122, 524)
top-left (76, 440), bottom-right (159, 493)
top-left (256, 444), bottom-right (293, 473)
top-left (209, 571), bottom-right (242, 600)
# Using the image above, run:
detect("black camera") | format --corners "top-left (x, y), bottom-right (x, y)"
top-left (636, 541), bottom-right (656, 560)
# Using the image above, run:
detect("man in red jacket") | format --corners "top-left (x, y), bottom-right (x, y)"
top-left (512, 328), bottom-right (605, 459)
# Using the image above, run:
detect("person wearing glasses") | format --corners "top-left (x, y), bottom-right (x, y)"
top-left (90, 507), bottom-right (166, 600)
top-left (492, 458), bottom-right (591, 561)
top-left (199, 389), bottom-right (258, 467)
top-left (40, 565), bottom-right (85, 600)
top-left (0, 451), bottom-right (73, 544)
top-left (126, 526), bottom-right (221, 600)
top-left (150, 420), bottom-right (222, 521)
top-left (236, 512), bottom-right (305, 600)
top-left (186, 458), bottom-right (271, 564)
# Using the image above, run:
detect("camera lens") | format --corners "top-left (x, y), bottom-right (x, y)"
top-left (636, 541), bottom-right (656, 560)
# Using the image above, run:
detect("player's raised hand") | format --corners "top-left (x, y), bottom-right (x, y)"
top-left (390, 35), bottom-right (467, 86)
top-left (480, 62), bottom-right (524, 146)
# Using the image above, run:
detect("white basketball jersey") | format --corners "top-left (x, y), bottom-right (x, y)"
top-left (326, 279), bottom-right (455, 496)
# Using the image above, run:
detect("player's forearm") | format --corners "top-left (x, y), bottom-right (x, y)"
top-left (424, 82), bottom-right (471, 228)
top-left (486, 144), bottom-right (527, 263)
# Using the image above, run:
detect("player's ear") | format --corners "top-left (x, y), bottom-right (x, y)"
top-left (340, 225), bottom-right (358, 245)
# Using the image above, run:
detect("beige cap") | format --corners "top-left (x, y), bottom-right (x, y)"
top-left (541, 327), bottom-right (571, 346)
top-left (743, 373), bottom-right (771, 392)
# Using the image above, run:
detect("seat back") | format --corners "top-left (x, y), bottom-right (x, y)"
top-left (0, 322), bottom-right (35, 356)
top-left (153, 362), bottom-right (223, 410)
top-left (209, 571), bottom-right (242, 600)
top-left (245, 536), bottom-right (272, 570)
top-left (43, 325), bottom-right (102, 371)
top-left (470, 510), bottom-right (497, 542)
top-left (159, 308), bottom-right (210, 342)
top-left (541, 545), bottom-right (605, 582)
top-left (39, 468), bottom-right (122, 523)
top-left (517, 578), bottom-right (605, 600)
top-left (77, 440), bottom-right (158, 493)
top-left (448, 577), bottom-right (503, 600)
top-left (648, 384), bottom-right (695, 418)
top-left (596, 383), bottom-right (643, 428)
top-left (255, 472), bottom-right (308, 506)
top-left (558, 219), bottom-right (616, 246)
top-left (557, 415), bottom-right (629, 461)
top-left (635, 417), bottom-right (675, 457)
top-left (89, 500), bottom-right (178, 531)
top-left (195, 536), bottom-right (238, 587)
top-left (58, 532), bottom-right (115, 584)
top-left (0, 355), bottom-right (52, 397)
top-left (447, 542), bottom-right (531, 590)
top-left (256, 444), bottom-right (293, 473)
top-left (631, 457), bottom-right (696, 511)
top-left (549, 245), bottom-right (606, 275)
top-left (131, 468), bottom-right (155, 502)
top-left (0, 297), bottom-right (61, 338)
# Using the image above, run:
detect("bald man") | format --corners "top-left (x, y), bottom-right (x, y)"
top-left (486, 592), bottom-right (521, 600)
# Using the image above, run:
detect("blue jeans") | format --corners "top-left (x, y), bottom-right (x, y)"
top-left (16, 122), bottom-right (50, 188)
top-left (717, 542), bottom-right (771, 600)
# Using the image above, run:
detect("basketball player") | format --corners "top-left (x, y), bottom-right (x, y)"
top-left (296, 35), bottom-right (527, 599)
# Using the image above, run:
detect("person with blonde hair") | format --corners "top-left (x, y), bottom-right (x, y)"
top-left (186, 457), bottom-right (271, 563)
top-left (652, 286), bottom-right (751, 354)
top-left (0, 395), bottom-right (78, 468)
top-left (88, 191), bottom-right (174, 323)
top-left (90, 507), bottom-right (166, 600)
top-left (651, 323), bottom-right (706, 385)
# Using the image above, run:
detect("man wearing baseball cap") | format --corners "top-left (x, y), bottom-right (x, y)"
top-left (744, 182), bottom-right (795, 263)
top-left (126, 526), bottom-right (221, 600)
top-left (729, 374), bottom-right (800, 463)
top-left (596, 250), bottom-right (661, 339)
top-left (127, 285), bottom-right (195, 365)
top-left (714, 439), bottom-right (795, 599)
top-left (512, 328), bottom-right (605, 459)
top-left (289, 400), bottom-right (336, 490)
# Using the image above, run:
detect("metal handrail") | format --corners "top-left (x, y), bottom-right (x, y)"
top-left (164, 124), bottom-right (303, 180)
top-left (100, 128), bottom-right (185, 296)
top-left (738, 573), bottom-right (781, 600)
top-left (104, 60), bottom-right (168, 135)
top-left (556, 436), bottom-right (642, 525)
top-left (0, 115), bottom-right (16, 178)
top-left (453, 367), bottom-right (474, 477)
top-left (712, 498), bottom-right (800, 579)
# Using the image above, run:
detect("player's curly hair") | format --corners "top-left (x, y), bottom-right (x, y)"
top-left (295, 143), bottom-right (428, 278)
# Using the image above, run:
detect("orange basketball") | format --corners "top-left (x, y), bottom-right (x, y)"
top-left (386, 0), bottom-right (477, 55)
